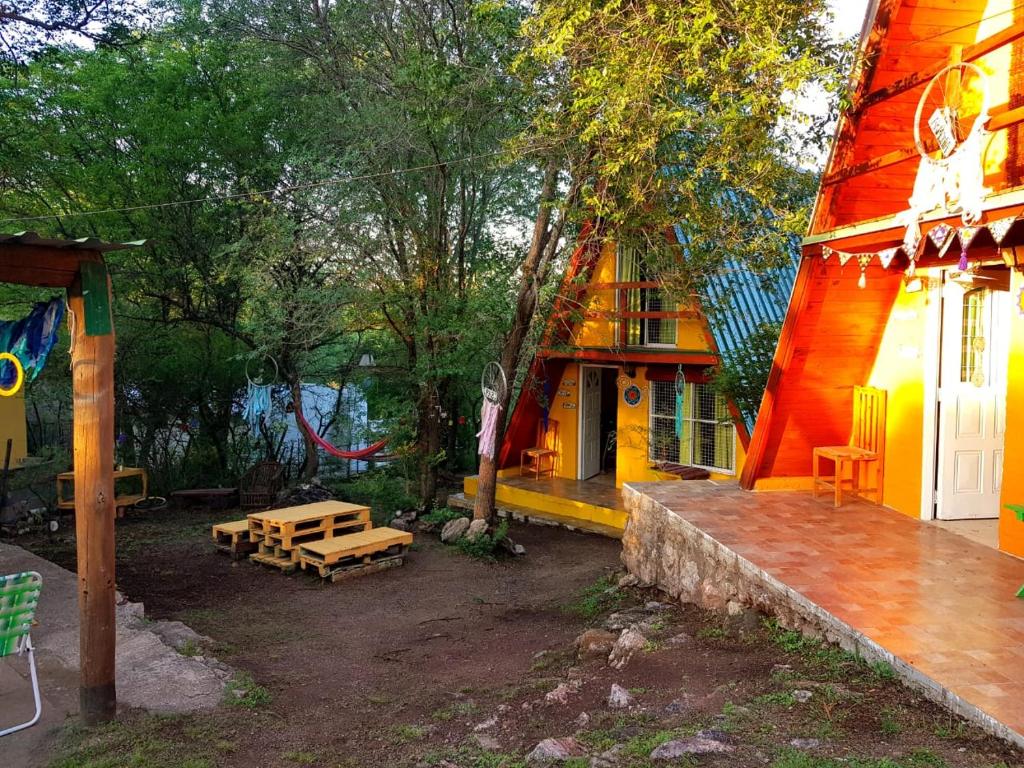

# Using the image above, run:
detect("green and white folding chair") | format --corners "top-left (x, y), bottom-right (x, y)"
top-left (0, 571), bottom-right (42, 737)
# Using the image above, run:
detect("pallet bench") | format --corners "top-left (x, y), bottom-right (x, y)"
top-left (298, 527), bottom-right (413, 581)
top-left (248, 501), bottom-right (372, 543)
top-left (211, 520), bottom-right (258, 559)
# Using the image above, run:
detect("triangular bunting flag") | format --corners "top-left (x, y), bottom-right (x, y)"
top-left (878, 247), bottom-right (899, 269)
top-left (958, 226), bottom-right (981, 251)
top-left (938, 234), bottom-right (956, 259)
top-left (821, 246), bottom-right (833, 261)
top-left (987, 215), bottom-right (1017, 245)
top-left (837, 251), bottom-right (853, 267)
top-left (903, 225), bottom-right (921, 259)
top-left (928, 222), bottom-right (953, 250)
top-left (857, 253), bottom-right (873, 270)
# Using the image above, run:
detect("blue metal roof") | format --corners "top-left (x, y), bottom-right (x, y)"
top-left (672, 222), bottom-right (799, 430)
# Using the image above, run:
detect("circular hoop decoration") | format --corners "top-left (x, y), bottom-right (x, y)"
top-left (623, 383), bottom-right (643, 408)
top-left (914, 62), bottom-right (990, 165)
top-left (674, 365), bottom-right (686, 396)
top-left (0, 352), bottom-right (25, 397)
top-left (245, 354), bottom-right (279, 387)
top-left (481, 361), bottom-right (507, 404)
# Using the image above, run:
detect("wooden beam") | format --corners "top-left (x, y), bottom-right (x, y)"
top-left (69, 268), bottom-right (117, 724)
top-left (537, 348), bottom-right (718, 366)
top-left (0, 245), bottom-right (101, 288)
top-left (852, 21), bottom-right (1024, 115)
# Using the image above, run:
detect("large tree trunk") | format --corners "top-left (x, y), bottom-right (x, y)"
top-left (473, 159), bottom-right (566, 522)
top-left (417, 385), bottom-right (442, 509)
top-left (291, 380), bottom-right (320, 481)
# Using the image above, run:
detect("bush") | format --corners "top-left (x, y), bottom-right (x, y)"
top-left (327, 470), bottom-right (417, 524)
top-left (420, 506), bottom-right (465, 526)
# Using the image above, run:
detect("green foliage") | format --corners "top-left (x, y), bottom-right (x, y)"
top-left (48, 715), bottom-right (223, 768)
top-left (328, 470), bottom-right (417, 523)
top-left (709, 322), bottom-right (782, 425)
top-left (421, 507), bottom-right (467, 526)
top-left (456, 520), bottom-right (510, 560)
top-left (224, 672), bottom-right (272, 709)
top-left (565, 573), bottom-right (625, 619)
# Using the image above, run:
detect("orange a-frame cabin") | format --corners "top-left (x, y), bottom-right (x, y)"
top-left (740, 0), bottom-right (1024, 557)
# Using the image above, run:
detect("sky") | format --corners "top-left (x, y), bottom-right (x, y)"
top-left (830, 0), bottom-right (872, 41)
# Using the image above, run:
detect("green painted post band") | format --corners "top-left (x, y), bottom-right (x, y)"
top-left (80, 261), bottom-right (113, 336)
top-left (1018, 585), bottom-right (1024, 599)
top-left (1003, 504), bottom-right (1024, 522)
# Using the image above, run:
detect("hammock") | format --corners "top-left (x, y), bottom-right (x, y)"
top-left (292, 399), bottom-right (390, 460)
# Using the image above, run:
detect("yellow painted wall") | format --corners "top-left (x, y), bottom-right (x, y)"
top-left (998, 269), bottom-right (1024, 557)
top-left (574, 244), bottom-right (618, 348)
top-left (0, 391), bottom-right (28, 467)
top-left (550, 363), bottom-right (579, 479)
top-left (865, 279), bottom-right (931, 518)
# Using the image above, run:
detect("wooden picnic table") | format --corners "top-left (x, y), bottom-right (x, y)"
top-left (56, 467), bottom-right (148, 515)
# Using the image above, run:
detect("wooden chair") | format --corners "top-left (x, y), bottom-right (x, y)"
top-left (239, 460), bottom-right (284, 509)
top-left (813, 386), bottom-right (886, 508)
top-left (520, 420), bottom-right (559, 479)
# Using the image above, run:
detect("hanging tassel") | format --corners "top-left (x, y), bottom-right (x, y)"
top-left (858, 270), bottom-right (867, 289)
top-left (958, 248), bottom-right (969, 272)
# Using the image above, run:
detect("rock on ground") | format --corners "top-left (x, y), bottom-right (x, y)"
top-left (465, 518), bottom-right (489, 542)
top-left (526, 737), bottom-right (588, 765)
top-left (650, 731), bottom-right (735, 759)
top-left (545, 681), bottom-right (580, 705)
top-left (440, 517), bottom-right (471, 543)
top-left (576, 628), bottom-right (618, 660)
top-left (607, 683), bottom-right (635, 709)
top-left (590, 744), bottom-right (626, 767)
top-left (608, 627), bottom-right (647, 670)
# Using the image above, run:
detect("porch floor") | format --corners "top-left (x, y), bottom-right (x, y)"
top-left (623, 480), bottom-right (1024, 745)
top-left (494, 472), bottom-right (627, 512)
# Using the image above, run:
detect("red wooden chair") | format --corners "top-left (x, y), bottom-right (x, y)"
top-left (520, 420), bottom-right (559, 479)
top-left (813, 386), bottom-right (887, 507)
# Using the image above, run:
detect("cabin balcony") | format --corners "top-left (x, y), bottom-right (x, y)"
top-left (450, 472), bottom-right (628, 538)
top-left (622, 480), bottom-right (1024, 748)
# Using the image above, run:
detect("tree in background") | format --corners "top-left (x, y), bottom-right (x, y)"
top-left (472, 0), bottom-right (848, 520)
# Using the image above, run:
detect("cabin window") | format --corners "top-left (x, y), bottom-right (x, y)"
top-left (961, 288), bottom-right (988, 386)
top-left (617, 243), bottom-right (677, 347)
top-left (649, 380), bottom-right (734, 473)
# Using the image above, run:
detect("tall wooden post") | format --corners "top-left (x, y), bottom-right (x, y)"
top-left (68, 264), bottom-right (117, 724)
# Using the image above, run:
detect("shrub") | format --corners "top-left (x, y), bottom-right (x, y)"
top-left (456, 520), bottom-right (509, 560)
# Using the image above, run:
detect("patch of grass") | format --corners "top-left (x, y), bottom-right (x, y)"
top-left (933, 718), bottom-right (969, 740)
top-left (772, 750), bottom-right (950, 768)
top-left (177, 638), bottom-right (200, 657)
top-left (457, 520), bottom-right (510, 561)
top-left (762, 619), bottom-right (860, 679)
top-left (390, 724), bottom-right (427, 744)
top-left (752, 691), bottom-right (796, 708)
top-left (282, 750), bottom-right (319, 765)
top-left (431, 700), bottom-right (478, 721)
top-left (871, 660), bottom-right (898, 681)
top-left (879, 707), bottom-right (903, 736)
top-left (224, 671), bottom-right (272, 709)
top-left (48, 714), bottom-right (222, 768)
top-left (565, 573), bottom-right (625, 619)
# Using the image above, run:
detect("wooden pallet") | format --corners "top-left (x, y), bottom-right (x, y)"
top-left (247, 501), bottom-right (371, 543)
top-left (211, 520), bottom-right (258, 559)
top-left (249, 551), bottom-right (299, 574)
top-left (298, 527), bottom-right (413, 579)
top-left (323, 554), bottom-right (405, 583)
top-left (261, 515), bottom-right (371, 553)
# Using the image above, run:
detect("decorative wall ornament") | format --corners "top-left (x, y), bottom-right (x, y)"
top-left (623, 384), bottom-right (643, 407)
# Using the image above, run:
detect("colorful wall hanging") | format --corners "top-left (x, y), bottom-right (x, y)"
top-left (623, 384), bottom-right (643, 407)
top-left (0, 298), bottom-right (65, 392)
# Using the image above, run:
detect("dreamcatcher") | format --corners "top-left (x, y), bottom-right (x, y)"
top-left (477, 361), bottom-right (507, 460)
top-left (674, 365), bottom-right (686, 439)
top-left (242, 354), bottom-right (278, 431)
top-left (902, 62), bottom-right (992, 275)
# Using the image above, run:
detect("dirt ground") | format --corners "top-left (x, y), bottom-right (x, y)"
top-left (14, 506), bottom-right (1024, 768)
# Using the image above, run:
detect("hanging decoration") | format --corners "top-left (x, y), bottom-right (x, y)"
top-left (674, 366), bottom-right (685, 438)
top-left (818, 211), bottom-right (1023, 288)
top-left (242, 354), bottom-right (278, 431)
top-left (0, 297), bottom-right (65, 392)
top-left (477, 361), bottom-right (508, 460)
top-left (623, 384), bottom-right (643, 407)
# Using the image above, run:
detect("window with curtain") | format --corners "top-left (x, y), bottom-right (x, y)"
top-left (649, 380), bottom-right (734, 473)
top-left (617, 243), bottom-right (677, 346)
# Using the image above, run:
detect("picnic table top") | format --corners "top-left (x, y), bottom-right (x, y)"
top-left (247, 500), bottom-right (370, 524)
top-left (299, 526), bottom-right (411, 555)
top-left (57, 467), bottom-right (147, 481)
top-left (171, 488), bottom-right (238, 497)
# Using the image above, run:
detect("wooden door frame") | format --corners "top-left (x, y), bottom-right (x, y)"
top-left (920, 270), bottom-right (943, 521)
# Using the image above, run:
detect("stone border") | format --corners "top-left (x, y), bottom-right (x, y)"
top-left (620, 484), bottom-right (1024, 749)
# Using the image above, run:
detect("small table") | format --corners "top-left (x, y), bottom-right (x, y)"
top-left (56, 467), bottom-right (149, 516)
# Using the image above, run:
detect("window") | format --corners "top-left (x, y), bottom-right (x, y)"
top-left (961, 288), bottom-right (988, 386)
top-left (649, 380), bottom-right (735, 473)
top-left (617, 243), bottom-right (677, 346)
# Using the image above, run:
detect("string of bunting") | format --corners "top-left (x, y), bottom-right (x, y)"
top-left (820, 212), bottom-right (1020, 288)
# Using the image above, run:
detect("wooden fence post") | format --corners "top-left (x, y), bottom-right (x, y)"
top-left (68, 266), bottom-right (117, 723)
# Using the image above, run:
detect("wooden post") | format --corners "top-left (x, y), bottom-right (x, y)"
top-left (68, 267), bottom-right (117, 724)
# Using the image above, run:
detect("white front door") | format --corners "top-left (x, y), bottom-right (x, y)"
top-left (936, 280), bottom-right (1011, 520)
top-left (580, 366), bottom-right (603, 480)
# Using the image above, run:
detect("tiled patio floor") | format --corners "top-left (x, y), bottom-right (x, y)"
top-left (625, 480), bottom-right (1024, 745)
